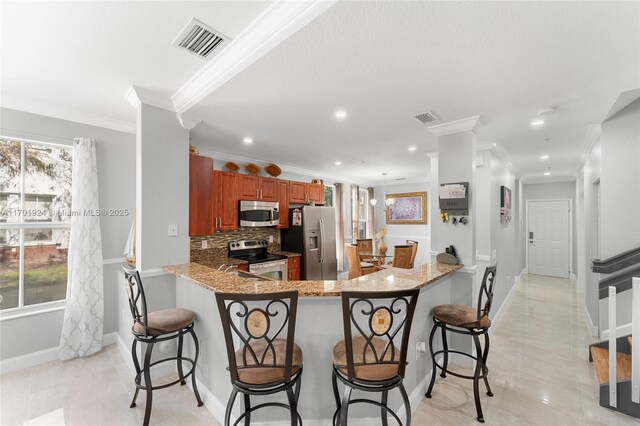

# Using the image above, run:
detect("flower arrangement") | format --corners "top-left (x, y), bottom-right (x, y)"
top-left (375, 225), bottom-right (388, 255)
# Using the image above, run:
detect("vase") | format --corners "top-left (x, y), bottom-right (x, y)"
top-left (378, 238), bottom-right (387, 256)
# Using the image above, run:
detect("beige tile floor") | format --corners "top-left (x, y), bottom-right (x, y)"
top-left (1, 274), bottom-right (638, 425)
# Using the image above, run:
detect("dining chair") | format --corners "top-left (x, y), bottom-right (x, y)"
top-left (356, 238), bottom-right (378, 265)
top-left (391, 245), bottom-right (414, 269)
top-left (406, 240), bottom-right (419, 268)
top-left (346, 244), bottom-right (380, 279)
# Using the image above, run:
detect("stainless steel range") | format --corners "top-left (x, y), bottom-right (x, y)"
top-left (228, 239), bottom-right (288, 281)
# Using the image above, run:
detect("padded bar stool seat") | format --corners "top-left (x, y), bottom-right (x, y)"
top-left (432, 305), bottom-right (491, 329)
top-left (132, 308), bottom-right (195, 336)
top-left (235, 339), bottom-right (304, 385)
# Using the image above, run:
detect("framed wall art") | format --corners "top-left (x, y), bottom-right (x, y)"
top-left (385, 192), bottom-right (427, 225)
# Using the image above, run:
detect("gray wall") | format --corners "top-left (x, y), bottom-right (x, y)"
top-left (0, 108), bottom-right (135, 360)
top-left (489, 153), bottom-right (519, 314)
top-left (523, 181), bottom-right (577, 275)
top-left (374, 180), bottom-right (431, 263)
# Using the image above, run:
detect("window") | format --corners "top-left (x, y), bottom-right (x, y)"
top-left (0, 138), bottom-right (73, 311)
top-left (324, 185), bottom-right (335, 207)
top-left (358, 189), bottom-right (369, 239)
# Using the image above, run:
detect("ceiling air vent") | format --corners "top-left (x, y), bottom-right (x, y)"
top-left (414, 110), bottom-right (440, 125)
top-left (173, 18), bottom-right (229, 60)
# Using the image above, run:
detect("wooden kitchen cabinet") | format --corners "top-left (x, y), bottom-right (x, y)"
top-left (289, 181), bottom-right (308, 203)
top-left (307, 183), bottom-right (325, 204)
top-left (238, 175), bottom-right (259, 199)
top-left (213, 170), bottom-right (238, 231)
top-left (288, 255), bottom-right (301, 280)
top-left (189, 155), bottom-right (214, 236)
top-left (289, 181), bottom-right (325, 205)
top-left (260, 177), bottom-right (278, 202)
top-left (238, 175), bottom-right (278, 202)
top-left (277, 180), bottom-right (290, 228)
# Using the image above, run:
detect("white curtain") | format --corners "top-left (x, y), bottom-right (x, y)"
top-left (59, 138), bottom-right (104, 360)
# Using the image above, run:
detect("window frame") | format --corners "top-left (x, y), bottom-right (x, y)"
top-left (0, 136), bottom-right (72, 317)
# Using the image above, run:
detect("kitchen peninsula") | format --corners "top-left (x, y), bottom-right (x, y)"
top-left (164, 261), bottom-right (464, 424)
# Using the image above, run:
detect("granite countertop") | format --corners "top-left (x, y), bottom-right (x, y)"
top-left (277, 251), bottom-right (302, 258)
top-left (163, 261), bottom-right (463, 297)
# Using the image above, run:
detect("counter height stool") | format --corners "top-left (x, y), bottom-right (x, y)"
top-left (122, 266), bottom-right (203, 426)
top-left (331, 289), bottom-right (420, 426)
top-left (425, 265), bottom-right (498, 423)
top-left (215, 291), bottom-right (303, 426)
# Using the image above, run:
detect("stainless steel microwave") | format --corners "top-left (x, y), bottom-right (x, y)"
top-left (239, 200), bottom-right (279, 227)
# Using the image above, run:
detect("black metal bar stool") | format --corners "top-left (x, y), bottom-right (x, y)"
top-left (425, 265), bottom-right (498, 423)
top-left (331, 288), bottom-right (420, 426)
top-left (215, 291), bottom-right (303, 426)
top-left (122, 266), bottom-right (203, 426)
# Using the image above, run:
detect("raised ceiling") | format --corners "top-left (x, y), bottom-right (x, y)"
top-left (2, 1), bottom-right (639, 184)
top-left (189, 1), bottom-right (639, 183)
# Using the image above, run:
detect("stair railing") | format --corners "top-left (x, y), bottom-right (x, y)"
top-left (609, 285), bottom-right (617, 407)
top-left (633, 277), bottom-right (639, 404)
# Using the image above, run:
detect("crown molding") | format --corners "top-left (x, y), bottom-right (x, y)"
top-left (520, 174), bottom-right (576, 185)
top-left (1, 93), bottom-right (135, 134)
top-left (573, 124), bottom-right (601, 176)
top-left (125, 85), bottom-right (175, 112)
top-left (177, 114), bottom-right (202, 130)
top-left (474, 139), bottom-right (521, 178)
top-left (171, 0), bottom-right (337, 115)
top-left (197, 148), bottom-right (373, 186)
top-left (603, 88), bottom-right (640, 122)
top-left (428, 115), bottom-right (484, 137)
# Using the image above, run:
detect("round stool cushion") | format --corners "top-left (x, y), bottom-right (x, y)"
top-left (234, 338), bottom-right (303, 385)
top-left (332, 336), bottom-right (400, 381)
top-left (432, 304), bottom-right (491, 329)
top-left (133, 308), bottom-right (195, 336)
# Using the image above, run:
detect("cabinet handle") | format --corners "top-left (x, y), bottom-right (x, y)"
top-left (260, 189), bottom-right (263, 199)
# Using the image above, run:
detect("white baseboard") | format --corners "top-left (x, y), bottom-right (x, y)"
top-left (1, 331), bottom-right (119, 375)
top-left (584, 305), bottom-right (599, 337)
top-left (114, 332), bottom-right (176, 379)
top-left (601, 322), bottom-right (633, 340)
top-left (488, 268), bottom-right (522, 334)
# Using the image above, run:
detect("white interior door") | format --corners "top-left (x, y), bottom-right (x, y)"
top-left (528, 200), bottom-right (570, 278)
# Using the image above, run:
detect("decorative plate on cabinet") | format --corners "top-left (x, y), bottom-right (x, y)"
top-left (245, 163), bottom-right (261, 175)
top-left (265, 163), bottom-right (282, 177)
top-left (189, 144), bottom-right (199, 155)
top-left (224, 162), bottom-right (240, 172)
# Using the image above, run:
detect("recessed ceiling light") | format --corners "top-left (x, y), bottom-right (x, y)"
top-left (492, 142), bottom-right (497, 147)
top-left (544, 171), bottom-right (551, 176)
top-left (334, 161), bottom-right (342, 166)
top-left (335, 110), bottom-right (347, 120)
top-left (408, 146), bottom-right (417, 152)
top-left (531, 119), bottom-right (545, 127)
top-left (243, 137), bottom-right (253, 144)
top-left (540, 154), bottom-right (549, 160)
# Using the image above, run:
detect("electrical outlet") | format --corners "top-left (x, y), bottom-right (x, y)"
top-left (201, 240), bottom-right (208, 249)
top-left (415, 341), bottom-right (426, 360)
top-left (268, 235), bottom-right (274, 243)
top-left (168, 224), bottom-right (178, 237)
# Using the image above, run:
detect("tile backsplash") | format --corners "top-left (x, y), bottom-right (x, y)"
top-left (190, 228), bottom-right (280, 263)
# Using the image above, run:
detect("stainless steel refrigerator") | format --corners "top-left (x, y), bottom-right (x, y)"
top-left (281, 206), bottom-right (337, 280)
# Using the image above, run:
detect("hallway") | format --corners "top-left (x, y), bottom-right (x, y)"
top-left (1, 275), bottom-right (638, 425)
top-left (413, 274), bottom-right (637, 425)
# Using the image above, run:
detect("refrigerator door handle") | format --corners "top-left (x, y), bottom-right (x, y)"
top-left (319, 219), bottom-right (325, 264)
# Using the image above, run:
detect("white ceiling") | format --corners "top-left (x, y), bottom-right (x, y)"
top-left (1, 0), bottom-right (271, 126)
top-left (2, 1), bottom-right (639, 184)
top-left (190, 1), bottom-right (639, 183)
